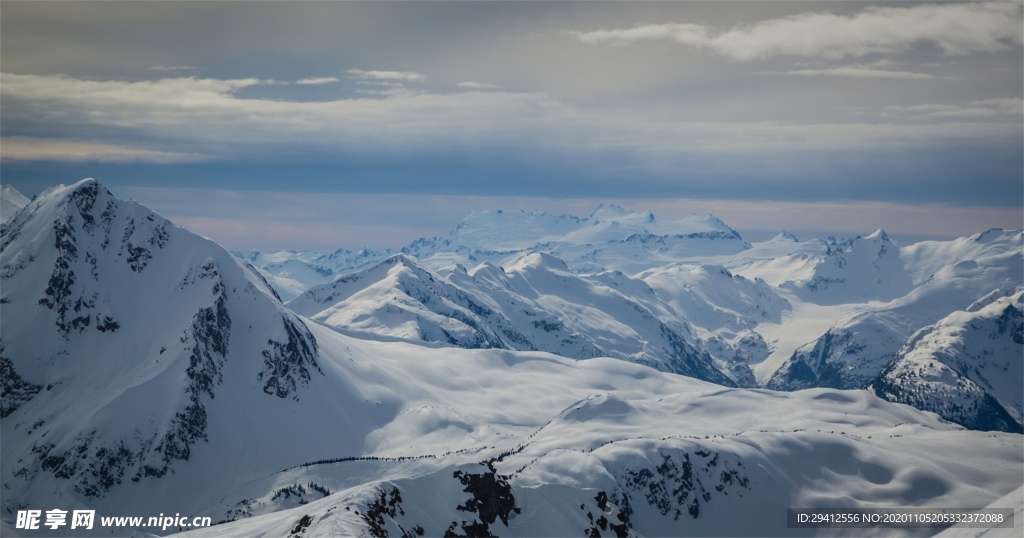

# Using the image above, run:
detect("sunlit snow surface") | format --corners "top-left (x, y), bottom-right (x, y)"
top-left (1, 181), bottom-right (1021, 537)
top-left (178, 326), bottom-right (1022, 537)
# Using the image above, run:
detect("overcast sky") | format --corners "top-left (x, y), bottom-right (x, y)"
top-left (2, 1), bottom-right (1021, 250)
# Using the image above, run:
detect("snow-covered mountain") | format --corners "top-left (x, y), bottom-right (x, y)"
top-left (1, 184), bottom-right (30, 223)
top-left (783, 230), bottom-right (913, 304)
top-left (239, 204), bottom-right (752, 299)
top-left (2, 180), bottom-right (1022, 537)
top-left (287, 253), bottom-right (736, 386)
top-left (0, 179), bottom-right (360, 522)
top-left (763, 229), bottom-right (1023, 424)
top-left (249, 201), bottom-right (1022, 434)
top-left (418, 204), bottom-right (750, 275)
top-left (716, 231), bottom-right (830, 286)
top-left (235, 248), bottom-right (394, 301)
top-left (275, 208), bottom-right (1023, 430)
top-left (872, 288), bottom-right (1024, 433)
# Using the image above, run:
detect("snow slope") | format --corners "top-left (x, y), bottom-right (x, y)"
top-left (936, 485), bottom-right (1024, 538)
top-left (178, 374), bottom-right (1023, 537)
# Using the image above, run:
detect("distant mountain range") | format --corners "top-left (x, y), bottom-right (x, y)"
top-left (241, 193), bottom-right (1022, 433)
top-left (2, 180), bottom-right (1021, 537)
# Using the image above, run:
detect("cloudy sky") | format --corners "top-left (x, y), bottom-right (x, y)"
top-left (2, 1), bottom-right (1021, 250)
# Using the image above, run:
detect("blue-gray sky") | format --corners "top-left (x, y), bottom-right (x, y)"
top-left (2, 1), bottom-right (1021, 250)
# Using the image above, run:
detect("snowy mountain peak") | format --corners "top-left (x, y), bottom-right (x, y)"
top-left (700, 213), bottom-right (731, 229)
top-left (1, 184), bottom-right (30, 223)
top-left (381, 252), bottom-right (420, 268)
top-left (2, 178), bottom-right (326, 506)
top-left (589, 202), bottom-right (633, 220)
top-left (866, 228), bottom-right (893, 243)
top-left (789, 227), bottom-right (912, 304)
top-left (774, 230), bottom-right (800, 242)
top-left (587, 203), bottom-right (657, 224)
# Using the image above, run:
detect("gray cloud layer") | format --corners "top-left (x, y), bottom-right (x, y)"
top-left (3, 70), bottom-right (1018, 159)
top-left (1, 1), bottom-right (1020, 248)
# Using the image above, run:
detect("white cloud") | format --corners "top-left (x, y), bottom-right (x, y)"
top-left (0, 136), bottom-right (207, 163)
top-left (147, 65), bottom-right (197, 71)
top-left (346, 69), bottom-right (426, 81)
top-left (884, 98), bottom-right (1023, 120)
top-left (354, 87), bottom-right (424, 97)
top-left (783, 66), bottom-right (940, 80)
top-left (345, 69), bottom-right (426, 97)
top-left (571, 2), bottom-right (1023, 61)
top-left (294, 77), bottom-right (339, 85)
top-left (971, 98), bottom-right (1024, 114)
top-left (458, 81), bottom-right (498, 90)
top-left (569, 23), bottom-right (709, 47)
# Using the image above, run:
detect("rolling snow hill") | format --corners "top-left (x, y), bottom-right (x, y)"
top-left (177, 380), bottom-right (1023, 538)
